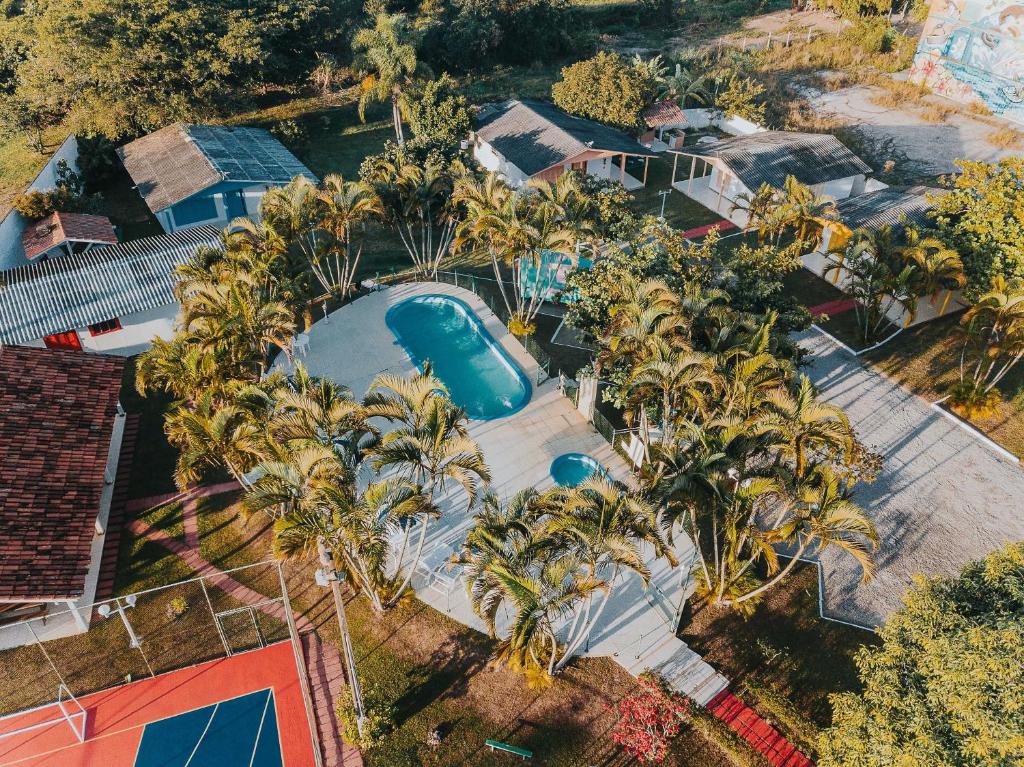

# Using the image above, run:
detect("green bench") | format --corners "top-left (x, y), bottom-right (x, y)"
top-left (485, 739), bottom-right (533, 760)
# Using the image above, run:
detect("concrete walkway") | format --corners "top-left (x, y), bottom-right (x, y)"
top-left (798, 329), bottom-right (1024, 627)
top-left (128, 489), bottom-right (362, 767)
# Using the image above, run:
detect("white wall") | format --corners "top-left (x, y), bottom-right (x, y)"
top-left (473, 139), bottom-right (530, 188)
top-left (78, 303), bottom-right (179, 355)
top-left (0, 136), bottom-right (81, 270)
top-left (812, 175), bottom-right (864, 202)
top-left (678, 109), bottom-right (768, 136)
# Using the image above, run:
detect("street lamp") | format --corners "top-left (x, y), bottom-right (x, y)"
top-left (315, 549), bottom-right (366, 736)
top-left (657, 189), bottom-right (672, 220)
top-left (97, 594), bottom-right (141, 648)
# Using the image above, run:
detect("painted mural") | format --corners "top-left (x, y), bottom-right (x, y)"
top-left (910, 0), bottom-right (1024, 123)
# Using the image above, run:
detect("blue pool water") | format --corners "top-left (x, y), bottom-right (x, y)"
top-left (550, 453), bottom-right (608, 487)
top-left (133, 689), bottom-right (282, 767)
top-left (386, 295), bottom-right (531, 420)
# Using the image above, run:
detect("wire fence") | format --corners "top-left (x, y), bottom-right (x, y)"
top-left (0, 561), bottom-right (292, 719)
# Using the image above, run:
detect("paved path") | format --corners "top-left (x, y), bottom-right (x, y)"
top-left (798, 329), bottom-right (1024, 627)
top-left (128, 488), bottom-right (362, 767)
top-left (707, 691), bottom-right (813, 767)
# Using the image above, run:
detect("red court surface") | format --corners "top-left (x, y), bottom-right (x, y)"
top-left (0, 641), bottom-right (318, 767)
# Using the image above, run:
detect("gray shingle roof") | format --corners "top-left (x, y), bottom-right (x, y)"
top-left (677, 131), bottom-right (871, 191)
top-left (0, 226), bottom-right (222, 344)
top-left (835, 185), bottom-right (939, 231)
top-left (475, 99), bottom-right (656, 177)
top-left (117, 124), bottom-right (317, 214)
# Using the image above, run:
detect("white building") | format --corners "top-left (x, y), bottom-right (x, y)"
top-left (669, 131), bottom-right (873, 226)
top-left (0, 225), bottom-right (222, 354)
top-left (472, 99), bottom-right (657, 190)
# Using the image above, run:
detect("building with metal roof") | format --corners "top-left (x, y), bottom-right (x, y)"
top-left (472, 99), bottom-right (657, 190)
top-left (118, 124), bottom-right (317, 234)
top-left (0, 225), bottom-right (221, 354)
top-left (668, 131), bottom-right (873, 226)
top-left (0, 345), bottom-right (125, 638)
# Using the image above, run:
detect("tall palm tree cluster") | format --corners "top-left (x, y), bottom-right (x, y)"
top-left (592, 275), bottom-right (879, 613)
top-left (454, 172), bottom-right (596, 336)
top-left (827, 224), bottom-right (966, 343)
top-left (456, 479), bottom-right (671, 683)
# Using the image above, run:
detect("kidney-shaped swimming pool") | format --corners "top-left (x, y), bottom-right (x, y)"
top-left (385, 294), bottom-right (532, 420)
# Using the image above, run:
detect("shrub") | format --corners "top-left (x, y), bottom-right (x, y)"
top-left (335, 690), bottom-right (395, 751)
top-left (166, 596), bottom-right (189, 620)
top-left (947, 380), bottom-right (1001, 419)
top-left (551, 51), bottom-right (656, 131)
top-left (13, 188), bottom-right (75, 220)
top-left (611, 672), bottom-right (691, 763)
top-left (270, 119), bottom-right (310, 154)
top-left (405, 74), bottom-right (473, 151)
top-left (714, 74), bottom-right (766, 124)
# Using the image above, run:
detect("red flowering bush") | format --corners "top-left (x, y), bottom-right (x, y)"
top-left (611, 672), bottom-right (691, 762)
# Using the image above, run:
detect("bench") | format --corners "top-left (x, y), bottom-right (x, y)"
top-left (485, 739), bottom-right (533, 760)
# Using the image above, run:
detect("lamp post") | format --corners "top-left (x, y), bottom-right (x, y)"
top-left (316, 543), bottom-right (365, 736)
top-left (657, 189), bottom-right (672, 220)
top-left (97, 594), bottom-right (141, 648)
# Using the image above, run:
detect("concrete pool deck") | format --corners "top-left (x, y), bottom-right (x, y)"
top-left (277, 282), bottom-right (728, 704)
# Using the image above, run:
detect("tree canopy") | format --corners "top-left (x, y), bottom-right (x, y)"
top-left (930, 157), bottom-right (1024, 300)
top-left (551, 51), bottom-right (658, 131)
top-left (819, 543), bottom-right (1024, 767)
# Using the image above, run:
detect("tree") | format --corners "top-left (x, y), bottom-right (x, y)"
top-left (931, 157), bottom-right (1024, 299)
top-left (352, 10), bottom-right (428, 144)
top-left (551, 51), bottom-right (657, 131)
top-left (364, 366), bottom-right (490, 604)
top-left (313, 174), bottom-right (383, 299)
top-left (775, 175), bottom-right (837, 245)
top-left (658, 63), bottom-right (710, 108)
top-left (949, 276), bottom-right (1024, 417)
top-left (404, 74), bottom-right (473, 151)
top-left (897, 224), bottom-right (966, 306)
top-left (826, 226), bottom-right (918, 343)
top-left (363, 160), bottom-right (458, 279)
top-left (612, 673), bottom-right (691, 763)
top-left (819, 543), bottom-right (1024, 767)
top-left (453, 172), bottom-right (576, 336)
top-left (714, 74), bottom-right (766, 124)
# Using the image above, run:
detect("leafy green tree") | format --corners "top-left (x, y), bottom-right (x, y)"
top-left (352, 10), bottom-right (429, 144)
top-left (404, 74), bottom-right (472, 151)
top-left (714, 74), bottom-right (766, 124)
top-left (931, 157), bottom-right (1024, 299)
top-left (551, 51), bottom-right (657, 131)
top-left (819, 543), bottom-right (1024, 767)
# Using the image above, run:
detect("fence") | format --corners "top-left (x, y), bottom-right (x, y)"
top-left (0, 561), bottom-right (293, 719)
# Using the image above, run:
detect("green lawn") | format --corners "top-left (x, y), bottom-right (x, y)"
top-left (0, 125), bottom-right (73, 220)
top-left (627, 154), bottom-right (724, 231)
top-left (682, 564), bottom-right (876, 760)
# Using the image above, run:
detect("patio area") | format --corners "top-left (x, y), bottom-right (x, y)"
top-left (277, 282), bottom-right (728, 703)
top-left (672, 175), bottom-right (749, 228)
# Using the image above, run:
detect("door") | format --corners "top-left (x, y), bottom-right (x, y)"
top-left (43, 331), bottom-right (82, 350)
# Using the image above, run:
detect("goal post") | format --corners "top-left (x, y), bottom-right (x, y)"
top-left (0, 685), bottom-right (88, 746)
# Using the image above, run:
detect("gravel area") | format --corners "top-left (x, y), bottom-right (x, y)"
top-left (798, 329), bottom-right (1024, 628)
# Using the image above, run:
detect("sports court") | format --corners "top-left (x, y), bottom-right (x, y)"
top-left (0, 641), bottom-right (318, 767)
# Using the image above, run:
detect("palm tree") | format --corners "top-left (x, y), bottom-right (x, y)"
top-left (624, 346), bottom-right (719, 443)
top-left (959, 276), bottom-right (1024, 393)
top-left (454, 173), bottom-right (576, 336)
top-left (135, 335), bottom-right (225, 404)
top-left (897, 226), bottom-right (966, 312)
top-left (730, 183), bottom-right (780, 243)
top-left (776, 175), bottom-right (836, 245)
top-left (659, 62), bottom-right (711, 108)
top-left (761, 375), bottom-right (854, 480)
top-left (826, 226), bottom-right (918, 343)
top-left (351, 10), bottom-right (428, 143)
top-left (368, 162), bottom-right (457, 279)
top-left (312, 174), bottom-right (383, 299)
top-left (364, 366), bottom-right (490, 604)
top-left (546, 478), bottom-right (674, 671)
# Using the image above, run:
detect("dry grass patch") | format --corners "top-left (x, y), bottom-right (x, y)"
top-left (987, 125), bottom-right (1024, 149)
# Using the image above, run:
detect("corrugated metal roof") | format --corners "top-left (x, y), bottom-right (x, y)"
top-left (475, 99), bottom-right (656, 177)
top-left (0, 225), bottom-right (222, 344)
top-left (117, 124), bottom-right (318, 214)
top-left (676, 131), bottom-right (871, 191)
top-left (835, 185), bottom-right (939, 231)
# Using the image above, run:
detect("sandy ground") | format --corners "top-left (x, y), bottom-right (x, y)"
top-left (795, 79), bottom-right (1022, 178)
top-left (797, 328), bottom-right (1024, 627)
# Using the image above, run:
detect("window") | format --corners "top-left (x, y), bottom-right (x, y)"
top-left (43, 331), bottom-right (82, 350)
top-left (171, 194), bottom-right (219, 227)
top-left (88, 318), bottom-right (122, 336)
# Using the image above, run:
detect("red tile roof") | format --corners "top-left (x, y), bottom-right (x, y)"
top-left (643, 100), bottom-right (687, 128)
top-left (0, 346), bottom-right (125, 601)
top-left (22, 212), bottom-right (118, 261)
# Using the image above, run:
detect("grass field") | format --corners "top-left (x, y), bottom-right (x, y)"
top-left (681, 564), bottom-right (875, 760)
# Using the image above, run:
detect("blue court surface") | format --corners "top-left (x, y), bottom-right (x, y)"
top-left (133, 689), bottom-right (283, 767)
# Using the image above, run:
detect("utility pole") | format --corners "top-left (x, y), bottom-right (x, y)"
top-left (658, 189), bottom-right (672, 220)
top-left (316, 541), bottom-right (365, 735)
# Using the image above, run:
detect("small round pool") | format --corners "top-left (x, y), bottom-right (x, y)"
top-left (550, 453), bottom-right (608, 488)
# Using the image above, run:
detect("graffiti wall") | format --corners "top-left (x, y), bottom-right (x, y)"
top-left (910, 0), bottom-right (1024, 123)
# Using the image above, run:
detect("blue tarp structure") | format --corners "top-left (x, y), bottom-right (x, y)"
top-left (520, 250), bottom-right (594, 303)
